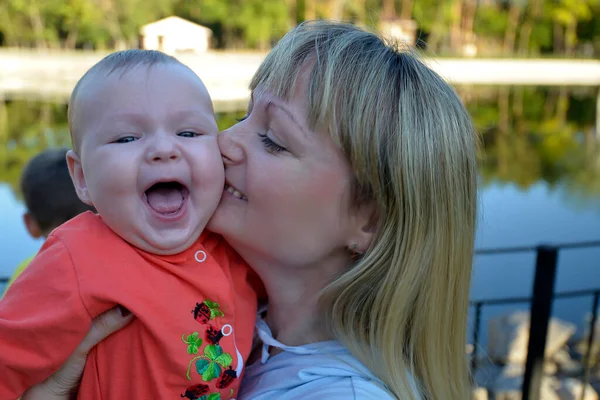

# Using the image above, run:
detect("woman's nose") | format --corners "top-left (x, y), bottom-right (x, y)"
top-left (146, 136), bottom-right (181, 163)
top-left (218, 127), bottom-right (245, 165)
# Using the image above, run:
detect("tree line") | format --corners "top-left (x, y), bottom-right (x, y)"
top-left (0, 0), bottom-right (598, 56)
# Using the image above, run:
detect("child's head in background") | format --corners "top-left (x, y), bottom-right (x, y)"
top-left (20, 147), bottom-right (95, 239)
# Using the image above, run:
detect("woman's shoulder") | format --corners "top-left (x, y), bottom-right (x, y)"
top-left (239, 340), bottom-right (406, 400)
top-left (294, 376), bottom-right (397, 399)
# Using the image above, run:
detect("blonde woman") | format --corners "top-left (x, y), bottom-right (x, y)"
top-left (24, 21), bottom-right (477, 400)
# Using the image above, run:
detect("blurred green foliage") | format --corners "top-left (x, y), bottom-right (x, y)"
top-left (0, 0), bottom-right (598, 56)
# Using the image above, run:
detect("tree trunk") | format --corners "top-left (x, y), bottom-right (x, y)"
top-left (295, 0), bottom-right (304, 23)
top-left (450, 0), bottom-right (464, 54)
top-left (427, 4), bottom-right (446, 53)
top-left (382, 0), bottom-right (396, 19)
top-left (503, 2), bottom-right (521, 56)
top-left (543, 89), bottom-right (557, 121)
top-left (513, 87), bottom-right (524, 133)
top-left (496, 130), bottom-right (510, 179)
top-left (517, 0), bottom-right (543, 56)
top-left (0, 98), bottom-right (7, 140)
top-left (28, 2), bottom-right (47, 49)
top-left (64, 29), bottom-right (79, 50)
top-left (41, 103), bottom-right (51, 127)
top-left (462, 0), bottom-right (477, 37)
top-left (462, 0), bottom-right (477, 52)
top-left (354, 0), bottom-right (366, 25)
top-left (305, 0), bottom-right (316, 20)
top-left (400, 0), bottom-right (413, 20)
top-left (0, 4), bottom-right (15, 47)
top-left (498, 88), bottom-right (511, 135)
top-left (288, 0), bottom-right (299, 26)
top-left (564, 20), bottom-right (577, 57)
top-left (328, 0), bottom-right (344, 20)
top-left (97, 0), bottom-right (125, 49)
top-left (553, 22), bottom-right (563, 54)
top-left (557, 86), bottom-right (569, 127)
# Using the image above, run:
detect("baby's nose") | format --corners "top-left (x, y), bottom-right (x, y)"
top-left (146, 137), bottom-right (181, 162)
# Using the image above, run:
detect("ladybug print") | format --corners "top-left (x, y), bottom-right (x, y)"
top-left (180, 383), bottom-right (209, 399)
top-left (205, 325), bottom-right (224, 345)
top-left (192, 302), bottom-right (211, 324)
top-left (216, 366), bottom-right (237, 389)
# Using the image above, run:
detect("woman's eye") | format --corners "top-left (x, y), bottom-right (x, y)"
top-left (178, 131), bottom-right (201, 138)
top-left (115, 136), bottom-right (136, 144)
top-left (258, 133), bottom-right (287, 153)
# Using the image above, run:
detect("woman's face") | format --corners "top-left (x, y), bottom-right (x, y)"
top-left (208, 76), bottom-right (363, 269)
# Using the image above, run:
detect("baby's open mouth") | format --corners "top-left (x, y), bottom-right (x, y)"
top-left (144, 181), bottom-right (189, 215)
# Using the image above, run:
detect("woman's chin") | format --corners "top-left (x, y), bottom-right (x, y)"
top-left (206, 207), bottom-right (228, 235)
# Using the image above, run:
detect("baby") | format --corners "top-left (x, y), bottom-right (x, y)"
top-left (0, 50), bottom-right (258, 399)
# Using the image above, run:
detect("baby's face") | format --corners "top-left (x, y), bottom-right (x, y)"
top-left (68, 64), bottom-right (223, 255)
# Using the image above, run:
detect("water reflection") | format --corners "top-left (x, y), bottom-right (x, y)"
top-left (1, 87), bottom-right (598, 204)
top-left (460, 86), bottom-right (599, 205)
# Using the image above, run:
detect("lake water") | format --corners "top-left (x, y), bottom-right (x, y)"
top-left (0, 87), bottom-right (599, 347)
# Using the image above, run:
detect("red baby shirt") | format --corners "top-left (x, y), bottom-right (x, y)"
top-left (0, 212), bottom-right (258, 399)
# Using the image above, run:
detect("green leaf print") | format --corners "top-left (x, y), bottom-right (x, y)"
top-left (204, 300), bottom-right (225, 320)
top-left (191, 344), bottom-right (233, 382)
top-left (204, 344), bottom-right (220, 360)
top-left (181, 332), bottom-right (202, 355)
top-left (215, 352), bottom-right (232, 368)
top-left (199, 394), bottom-right (221, 400)
top-left (205, 345), bottom-right (232, 368)
top-left (196, 359), bottom-right (221, 381)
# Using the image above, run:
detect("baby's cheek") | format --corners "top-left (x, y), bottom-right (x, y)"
top-left (191, 149), bottom-right (224, 198)
top-left (203, 144), bottom-right (225, 178)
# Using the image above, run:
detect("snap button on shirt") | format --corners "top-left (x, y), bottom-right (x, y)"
top-left (194, 250), bottom-right (207, 263)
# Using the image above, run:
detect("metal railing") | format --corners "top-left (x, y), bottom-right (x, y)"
top-left (470, 241), bottom-right (600, 400)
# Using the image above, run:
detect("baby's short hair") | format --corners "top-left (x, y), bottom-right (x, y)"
top-left (20, 148), bottom-right (95, 234)
top-left (68, 49), bottom-right (183, 152)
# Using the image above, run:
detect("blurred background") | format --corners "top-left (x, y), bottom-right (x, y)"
top-left (0, 1), bottom-right (599, 398)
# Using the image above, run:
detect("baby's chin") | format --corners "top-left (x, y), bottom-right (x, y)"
top-left (126, 229), bottom-right (204, 256)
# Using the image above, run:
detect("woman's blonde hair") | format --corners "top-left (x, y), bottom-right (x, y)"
top-left (251, 21), bottom-right (478, 400)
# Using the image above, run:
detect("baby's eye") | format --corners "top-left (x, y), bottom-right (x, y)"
top-left (178, 131), bottom-right (202, 138)
top-left (115, 136), bottom-right (136, 144)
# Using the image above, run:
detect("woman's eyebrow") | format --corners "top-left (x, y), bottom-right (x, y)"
top-left (265, 101), bottom-right (309, 137)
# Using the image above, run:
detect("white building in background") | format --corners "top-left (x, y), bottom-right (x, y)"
top-left (140, 16), bottom-right (212, 54)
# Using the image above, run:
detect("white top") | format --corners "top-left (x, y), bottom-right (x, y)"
top-left (237, 314), bottom-right (420, 399)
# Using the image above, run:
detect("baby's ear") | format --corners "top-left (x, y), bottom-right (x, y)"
top-left (66, 150), bottom-right (94, 206)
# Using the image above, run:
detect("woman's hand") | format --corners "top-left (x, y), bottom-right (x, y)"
top-left (22, 306), bottom-right (134, 400)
